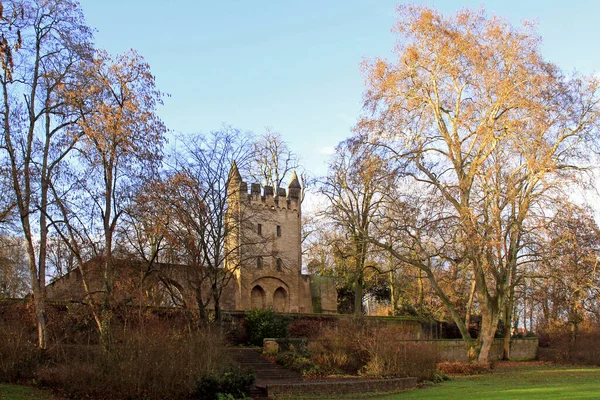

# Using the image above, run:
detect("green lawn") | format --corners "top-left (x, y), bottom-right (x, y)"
top-left (2, 364), bottom-right (600, 400)
top-left (384, 364), bottom-right (600, 400)
top-left (0, 384), bottom-right (59, 400)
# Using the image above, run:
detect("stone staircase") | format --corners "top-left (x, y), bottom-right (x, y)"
top-left (229, 347), bottom-right (303, 398)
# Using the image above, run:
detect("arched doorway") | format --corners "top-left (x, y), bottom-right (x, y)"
top-left (273, 287), bottom-right (288, 312)
top-left (251, 285), bottom-right (266, 309)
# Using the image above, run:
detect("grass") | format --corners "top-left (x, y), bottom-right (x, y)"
top-left (384, 363), bottom-right (600, 400)
top-left (3, 363), bottom-right (600, 400)
top-left (0, 384), bottom-right (61, 400)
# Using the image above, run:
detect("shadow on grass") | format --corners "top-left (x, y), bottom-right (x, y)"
top-left (383, 364), bottom-right (600, 400)
top-left (0, 383), bottom-right (61, 400)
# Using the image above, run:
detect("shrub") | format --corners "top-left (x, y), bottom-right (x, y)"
top-left (436, 361), bottom-right (492, 375)
top-left (0, 323), bottom-right (41, 382)
top-left (537, 321), bottom-right (600, 365)
top-left (244, 309), bottom-right (290, 346)
top-left (307, 319), bottom-right (369, 375)
top-left (39, 328), bottom-right (229, 400)
top-left (193, 366), bottom-right (255, 400)
top-left (360, 340), bottom-right (440, 380)
top-left (287, 318), bottom-right (327, 339)
top-left (276, 352), bottom-right (321, 376)
top-left (307, 320), bottom-right (440, 380)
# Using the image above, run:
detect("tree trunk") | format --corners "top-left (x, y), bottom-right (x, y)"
top-left (196, 295), bottom-right (208, 325)
top-left (99, 256), bottom-right (113, 351)
top-left (353, 279), bottom-right (363, 315)
top-left (99, 303), bottom-right (112, 351)
top-left (33, 289), bottom-right (48, 350)
top-left (25, 237), bottom-right (47, 349)
top-left (417, 269), bottom-right (424, 317)
top-left (502, 286), bottom-right (515, 360)
top-left (465, 279), bottom-right (476, 334)
top-left (213, 290), bottom-right (222, 324)
top-left (478, 300), bottom-right (501, 364)
top-left (389, 270), bottom-right (397, 314)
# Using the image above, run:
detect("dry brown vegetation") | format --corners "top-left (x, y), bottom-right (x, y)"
top-left (538, 322), bottom-right (600, 366)
top-left (280, 319), bottom-right (440, 380)
top-left (436, 361), bottom-right (492, 375)
top-left (0, 302), bottom-right (233, 400)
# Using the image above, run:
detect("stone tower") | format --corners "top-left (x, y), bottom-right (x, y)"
top-left (224, 163), bottom-right (313, 312)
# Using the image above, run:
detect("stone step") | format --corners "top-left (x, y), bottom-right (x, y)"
top-left (229, 347), bottom-right (304, 397)
top-left (253, 371), bottom-right (301, 377)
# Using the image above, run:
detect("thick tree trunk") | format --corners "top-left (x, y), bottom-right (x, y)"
top-left (353, 279), bottom-right (363, 315)
top-left (213, 291), bottom-right (221, 324)
top-left (33, 289), bottom-right (48, 350)
top-left (196, 294), bottom-right (208, 325)
top-left (478, 300), bottom-right (501, 364)
top-left (502, 318), bottom-right (512, 360)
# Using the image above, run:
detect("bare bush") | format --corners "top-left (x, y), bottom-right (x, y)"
top-left (538, 322), bottom-right (600, 366)
top-left (0, 323), bottom-right (40, 382)
top-left (39, 329), bottom-right (228, 400)
top-left (307, 319), bottom-right (440, 380)
top-left (436, 361), bottom-right (492, 375)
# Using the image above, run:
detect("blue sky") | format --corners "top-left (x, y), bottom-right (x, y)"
top-left (78, 0), bottom-right (600, 178)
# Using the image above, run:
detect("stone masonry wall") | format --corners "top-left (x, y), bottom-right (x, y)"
top-left (264, 337), bottom-right (538, 361)
top-left (416, 338), bottom-right (538, 362)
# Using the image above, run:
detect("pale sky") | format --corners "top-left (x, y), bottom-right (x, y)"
top-left (78, 0), bottom-right (600, 178)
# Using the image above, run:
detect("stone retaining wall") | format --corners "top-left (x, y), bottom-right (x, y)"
top-left (267, 377), bottom-right (418, 397)
top-left (433, 338), bottom-right (538, 361)
top-left (264, 337), bottom-right (539, 361)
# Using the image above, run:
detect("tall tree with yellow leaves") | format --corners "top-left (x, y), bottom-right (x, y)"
top-left (358, 5), bottom-right (600, 363)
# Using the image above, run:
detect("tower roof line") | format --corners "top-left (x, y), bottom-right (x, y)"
top-left (288, 171), bottom-right (301, 189)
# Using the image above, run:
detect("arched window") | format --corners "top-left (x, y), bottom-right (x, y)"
top-left (251, 285), bottom-right (266, 309)
top-left (257, 256), bottom-right (263, 269)
top-left (273, 287), bottom-right (288, 312)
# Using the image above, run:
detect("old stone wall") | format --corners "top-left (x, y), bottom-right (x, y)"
top-left (263, 337), bottom-right (538, 361)
top-left (416, 338), bottom-right (538, 362)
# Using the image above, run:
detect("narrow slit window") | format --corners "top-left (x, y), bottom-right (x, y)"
top-left (276, 258), bottom-right (283, 271)
top-left (276, 225), bottom-right (281, 237)
top-left (257, 256), bottom-right (263, 269)
top-left (257, 223), bottom-right (262, 236)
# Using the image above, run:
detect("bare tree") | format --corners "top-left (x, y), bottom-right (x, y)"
top-left (358, 5), bottom-right (600, 363)
top-left (164, 128), bottom-right (265, 323)
top-left (319, 139), bottom-right (391, 314)
top-left (251, 127), bottom-right (299, 192)
top-left (50, 49), bottom-right (165, 348)
top-left (0, 0), bottom-right (93, 349)
top-left (535, 204), bottom-right (600, 340)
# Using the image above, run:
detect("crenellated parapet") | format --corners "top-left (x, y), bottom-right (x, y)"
top-left (228, 163), bottom-right (302, 211)
top-left (245, 181), bottom-right (300, 210)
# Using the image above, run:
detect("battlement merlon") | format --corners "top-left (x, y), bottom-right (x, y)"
top-left (226, 163), bottom-right (302, 210)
